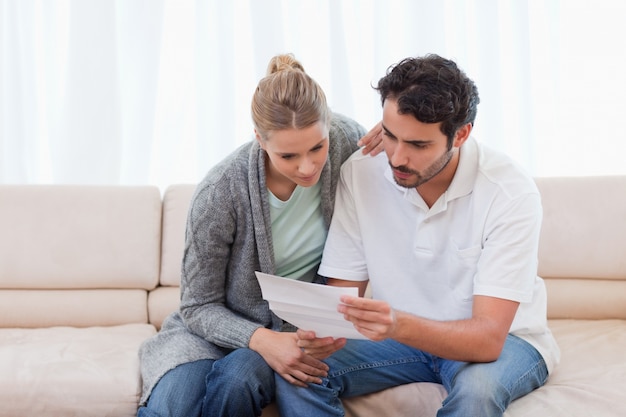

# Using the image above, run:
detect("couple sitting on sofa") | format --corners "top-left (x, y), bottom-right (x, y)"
top-left (137, 52), bottom-right (560, 417)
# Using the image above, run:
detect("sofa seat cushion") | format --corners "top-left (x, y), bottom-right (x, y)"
top-left (506, 319), bottom-right (626, 416)
top-left (0, 323), bottom-right (156, 417)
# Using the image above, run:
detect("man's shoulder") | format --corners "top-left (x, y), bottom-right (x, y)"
top-left (346, 147), bottom-right (388, 164)
top-left (474, 141), bottom-right (538, 197)
top-left (342, 149), bottom-right (388, 173)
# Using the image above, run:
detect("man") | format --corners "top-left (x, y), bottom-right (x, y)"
top-left (275, 54), bottom-right (560, 417)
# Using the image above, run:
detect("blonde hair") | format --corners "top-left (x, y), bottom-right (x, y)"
top-left (251, 54), bottom-right (330, 140)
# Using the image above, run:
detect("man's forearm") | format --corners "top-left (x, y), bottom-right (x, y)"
top-left (326, 277), bottom-right (369, 297)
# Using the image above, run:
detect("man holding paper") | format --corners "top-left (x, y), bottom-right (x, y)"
top-left (275, 54), bottom-right (560, 417)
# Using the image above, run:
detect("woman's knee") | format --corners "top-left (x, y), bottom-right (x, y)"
top-left (142, 360), bottom-right (213, 417)
top-left (203, 349), bottom-right (274, 415)
top-left (209, 349), bottom-right (274, 393)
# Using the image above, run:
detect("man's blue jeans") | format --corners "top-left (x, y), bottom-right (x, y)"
top-left (137, 348), bottom-right (274, 417)
top-left (276, 334), bottom-right (548, 417)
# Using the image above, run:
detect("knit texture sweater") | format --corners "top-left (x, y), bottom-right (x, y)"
top-left (138, 113), bottom-right (365, 405)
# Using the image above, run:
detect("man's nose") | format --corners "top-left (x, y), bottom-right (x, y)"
top-left (388, 142), bottom-right (408, 167)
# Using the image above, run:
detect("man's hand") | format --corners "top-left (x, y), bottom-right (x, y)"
top-left (249, 328), bottom-right (329, 387)
top-left (359, 122), bottom-right (384, 156)
top-left (338, 295), bottom-right (398, 341)
top-left (295, 329), bottom-right (347, 359)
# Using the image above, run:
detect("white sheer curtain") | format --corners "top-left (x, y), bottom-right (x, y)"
top-left (2, 0), bottom-right (625, 190)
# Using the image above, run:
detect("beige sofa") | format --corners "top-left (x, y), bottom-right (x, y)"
top-left (1, 176), bottom-right (625, 417)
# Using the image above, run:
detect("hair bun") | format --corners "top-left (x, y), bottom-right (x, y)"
top-left (266, 53), bottom-right (305, 76)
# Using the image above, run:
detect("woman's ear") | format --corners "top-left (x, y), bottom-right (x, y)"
top-left (254, 129), bottom-right (266, 150)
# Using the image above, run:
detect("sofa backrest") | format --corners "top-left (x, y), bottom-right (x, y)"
top-left (0, 185), bottom-right (162, 327)
top-left (160, 185), bottom-right (196, 287)
top-left (147, 184), bottom-right (196, 328)
top-left (535, 176), bottom-right (626, 319)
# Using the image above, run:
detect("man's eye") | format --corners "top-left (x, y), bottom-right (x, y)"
top-left (281, 155), bottom-right (295, 160)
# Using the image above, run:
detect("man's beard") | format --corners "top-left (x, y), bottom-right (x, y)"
top-left (390, 148), bottom-right (454, 189)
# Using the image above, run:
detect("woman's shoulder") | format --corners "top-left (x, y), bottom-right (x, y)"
top-left (191, 141), bottom-right (258, 207)
top-left (329, 112), bottom-right (366, 142)
top-left (328, 113), bottom-right (366, 160)
top-left (201, 141), bottom-right (255, 184)
top-left (323, 113), bottom-right (366, 177)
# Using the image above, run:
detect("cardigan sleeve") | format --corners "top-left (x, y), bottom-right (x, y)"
top-left (179, 161), bottom-right (270, 350)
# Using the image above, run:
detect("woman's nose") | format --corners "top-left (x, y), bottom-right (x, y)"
top-left (299, 158), bottom-right (315, 175)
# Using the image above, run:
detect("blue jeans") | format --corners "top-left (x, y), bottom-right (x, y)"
top-left (276, 334), bottom-right (548, 417)
top-left (137, 349), bottom-right (274, 417)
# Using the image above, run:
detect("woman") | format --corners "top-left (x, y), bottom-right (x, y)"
top-left (137, 54), bottom-right (381, 417)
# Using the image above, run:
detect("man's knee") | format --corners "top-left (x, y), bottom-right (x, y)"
top-left (441, 365), bottom-right (509, 416)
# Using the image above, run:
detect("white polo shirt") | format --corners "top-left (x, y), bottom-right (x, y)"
top-left (319, 137), bottom-right (560, 373)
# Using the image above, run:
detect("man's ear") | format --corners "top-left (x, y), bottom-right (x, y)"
top-left (452, 123), bottom-right (472, 148)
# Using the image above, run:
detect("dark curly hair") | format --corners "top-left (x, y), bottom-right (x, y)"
top-left (375, 54), bottom-right (480, 148)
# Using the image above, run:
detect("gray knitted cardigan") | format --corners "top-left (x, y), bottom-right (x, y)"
top-left (138, 113), bottom-right (365, 405)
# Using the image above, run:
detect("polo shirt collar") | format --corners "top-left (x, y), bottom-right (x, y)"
top-left (446, 136), bottom-right (478, 202)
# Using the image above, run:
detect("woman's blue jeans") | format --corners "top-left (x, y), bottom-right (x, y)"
top-left (275, 334), bottom-right (548, 417)
top-left (137, 348), bottom-right (274, 417)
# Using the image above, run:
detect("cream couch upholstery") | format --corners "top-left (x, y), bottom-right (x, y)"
top-left (1, 176), bottom-right (625, 417)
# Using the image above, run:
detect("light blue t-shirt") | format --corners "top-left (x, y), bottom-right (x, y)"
top-left (268, 182), bottom-right (326, 282)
